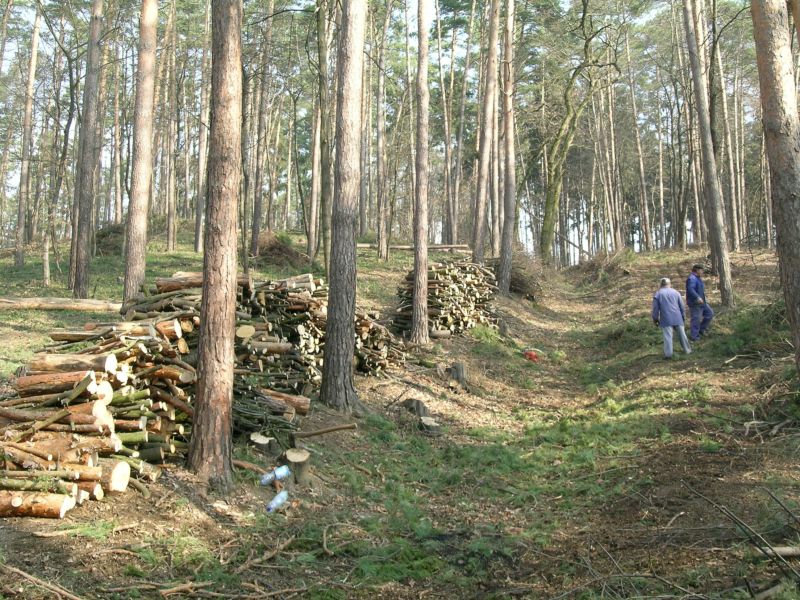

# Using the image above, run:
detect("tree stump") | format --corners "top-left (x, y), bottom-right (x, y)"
top-left (282, 448), bottom-right (311, 486)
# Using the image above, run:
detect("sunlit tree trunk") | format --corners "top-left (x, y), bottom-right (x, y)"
top-left (683, 0), bottom-right (734, 307)
top-left (123, 0), bottom-right (158, 301)
top-left (751, 0), bottom-right (800, 372)
top-left (187, 0), bottom-right (242, 491)
top-left (411, 0), bottom-right (431, 345)
top-left (472, 0), bottom-right (500, 263)
top-left (15, 10), bottom-right (40, 269)
top-left (497, 0), bottom-right (516, 293)
top-left (320, 0), bottom-right (368, 413)
top-left (73, 0), bottom-right (104, 298)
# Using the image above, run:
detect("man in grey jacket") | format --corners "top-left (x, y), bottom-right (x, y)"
top-left (652, 278), bottom-right (692, 359)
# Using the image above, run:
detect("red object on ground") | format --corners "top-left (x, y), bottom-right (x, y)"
top-left (523, 350), bottom-right (539, 362)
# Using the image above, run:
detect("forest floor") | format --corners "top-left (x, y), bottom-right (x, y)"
top-left (1, 237), bottom-right (799, 600)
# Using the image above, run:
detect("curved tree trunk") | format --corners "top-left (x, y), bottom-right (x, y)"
top-left (187, 0), bottom-right (242, 491)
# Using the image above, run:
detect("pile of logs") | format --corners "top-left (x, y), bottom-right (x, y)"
top-left (395, 261), bottom-right (498, 337)
top-left (1, 272), bottom-right (405, 518)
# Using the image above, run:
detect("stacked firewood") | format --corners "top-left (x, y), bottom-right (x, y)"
top-left (0, 272), bottom-right (405, 518)
top-left (394, 261), bottom-right (499, 336)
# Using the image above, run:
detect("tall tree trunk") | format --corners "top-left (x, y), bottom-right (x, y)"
top-left (683, 0), bottom-right (734, 307)
top-left (751, 0), bottom-right (800, 373)
top-left (73, 0), bottom-right (104, 299)
top-left (123, 0), bottom-right (158, 301)
top-left (715, 49), bottom-right (740, 252)
top-left (450, 0), bottom-right (477, 245)
top-left (317, 0), bottom-right (333, 273)
top-left (320, 0), bottom-right (367, 413)
top-left (250, 0), bottom-right (275, 256)
top-left (187, 0), bottom-right (242, 491)
top-left (375, 4), bottom-right (392, 261)
top-left (471, 0), bottom-right (500, 264)
top-left (166, 14), bottom-right (178, 253)
top-left (112, 44), bottom-right (123, 225)
top-left (15, 10), bottom-right (40, 268)
top-left (307, 103), bottom-right (321, 259)
top-left (497, 0), bottom-right (516, 294)
top-left (194, 0), bottom-right (211, 253)
top-left (625, 32), bottom-right (652, 252)
top-left (411, 0), bottom-right (431, 345)
top-left (0, 0), bottom-right (13, 75)
top-left (434, 0), bottom-right (453, 245)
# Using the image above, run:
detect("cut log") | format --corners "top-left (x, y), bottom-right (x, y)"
top-left (356, 243), bottom-right (471, 251)
top-left (28, 353), bottom-right (117, 375)
top-left (0, 477), bottom-right (76, 496)
top-left (154, 319), bottom-right (183, 340)
top-left (14, 370), bottom-right (97, 397)
top-left (98, 459), bottom-right (131, 492)
top-left (235, 324), bottom-right (257, 340)
top-left (61, 464), bottom-right (103, 481)
top-left (0, 491), bottom-right (76, 518)
top-left (246, 341), bottom-right (294, 355)
top-left (154, 272), bottom-right (253, 293)
top-left (255, 388), bottom-right (310, 416)
top-left (49, 328), bottom-right (114, 342)
top-left (75, 481), bottom-right (104, 501)
top-left (0, 297), bottom-right (122, 313)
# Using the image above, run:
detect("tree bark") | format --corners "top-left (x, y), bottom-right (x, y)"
top-left (194, 0), bottom-right (211, 253)
top-left (683, 0), bottom-right (734, 307)
top-left (250, 0), bottom-right (276, 257)
top-left (73, 0), bottom-right (104, 299)
top-left (375, 4), bottom-right (393, 261)
top-left (410, 0), bottom-right (431, 345)
top-left (123, 0), bottom-right (158, 301)
top-left (450, 0), bottom-right (477, 246)
top-left (187, 0), bottom-right (242, 491)
top-left (751, 0), bottom-right (800, 373)
top-left (15, 10), bottom-right (40, 269)
top-left (317, 0), bottom-right (333, 272)
top-left (320, 0), bottom-right (367, 413)
top-left (497, 0), bottom-right (516, 293)
top-left (471, 0), bottom-right (500, 264)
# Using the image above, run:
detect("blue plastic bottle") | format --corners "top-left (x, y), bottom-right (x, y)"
top-left (260, 465), bottom-right (291, 486)
top-left (266, 490), bottom-right (289, 513)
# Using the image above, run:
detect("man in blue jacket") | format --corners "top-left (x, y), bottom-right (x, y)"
top-left (652, 277), bottom-right (692, 359)
top-left (686, 264), bottom-right (714, 341)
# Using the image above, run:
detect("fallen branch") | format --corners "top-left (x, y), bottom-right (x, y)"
top-left (290, 423), bottom-right (357, 446)
top-left (683, 481), bottom-right (800, 581)
top-left (159, 581), bottom-right (213, 597)
top-left (0, 297), bottom-right (122, 313)
top-left (235, 535), bottom-right (296, 574)
top-left (0, 563), bottom-right (85, 600)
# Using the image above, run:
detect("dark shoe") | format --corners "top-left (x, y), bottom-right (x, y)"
top-left (663, 356), bottom-right (673, 360)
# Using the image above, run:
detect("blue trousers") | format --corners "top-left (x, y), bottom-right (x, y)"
top-left (662, 325), bottom-right (692, 358)
top-left (689, 303), bottom-right (714, 340)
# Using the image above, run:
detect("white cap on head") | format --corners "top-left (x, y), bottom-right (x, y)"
top-left (660, 277), bottom-right (670, 286)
